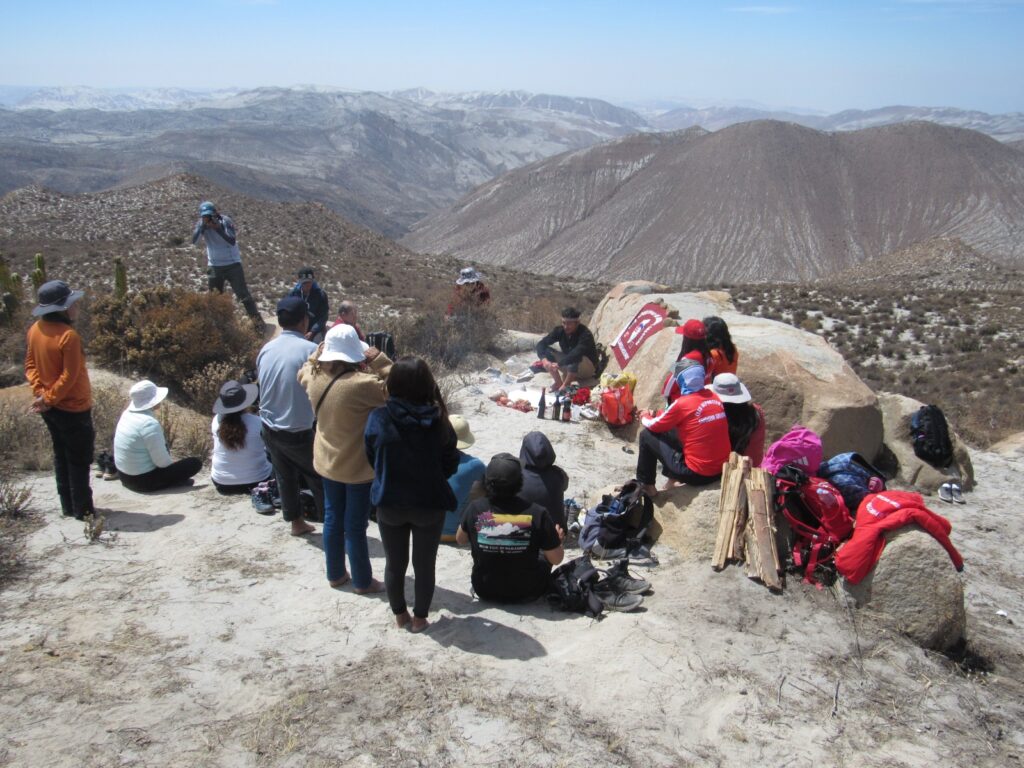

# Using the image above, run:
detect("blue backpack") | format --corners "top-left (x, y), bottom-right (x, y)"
top-left (816, 452), bottom-right (886, 512)
top-left (579, 481), bottom-right (653, 553)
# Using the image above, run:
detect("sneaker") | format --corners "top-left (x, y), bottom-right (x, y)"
top-left (251, 486), bottom-right (277, 515)
top-left (599, 559), bottom-right (652, 595)
top-left (951, 483), bottom-right (966, 504)
top-left (938, 483), bottom-right (954, 503)
top-left (593, 588), bottom-right (644, 612)
top-left (590, 542), bottom-right (627, 560)
top-left (94, 451), bottom-right (109, 478)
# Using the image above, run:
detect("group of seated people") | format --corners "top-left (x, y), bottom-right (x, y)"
top-left (639, 315), bottom-right (764, 496)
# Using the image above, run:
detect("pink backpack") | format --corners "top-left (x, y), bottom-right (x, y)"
top-left (761, 425), bottom-right (823, 475)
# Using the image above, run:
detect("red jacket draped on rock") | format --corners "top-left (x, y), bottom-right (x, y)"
top-left (835, 490), bottom-right (964, 585)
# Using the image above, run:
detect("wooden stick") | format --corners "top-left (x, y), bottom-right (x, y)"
top-left (728, 456), bottom-right (751, 561)
top-left (712, 453), bottom-right (740, 569)
top-left (746, 469), bottom-right (783, 591)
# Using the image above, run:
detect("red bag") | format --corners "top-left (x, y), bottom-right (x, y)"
top-left (600, 386), bottom-right (634, 426)
top-left (774, 464), bottom-right (853, 586)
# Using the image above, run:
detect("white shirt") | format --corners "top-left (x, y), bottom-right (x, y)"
top-left (210, 412), bottom-right (273, 486)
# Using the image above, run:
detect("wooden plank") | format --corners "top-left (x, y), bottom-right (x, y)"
top-left (746, 471), bottom-right (783, 592)
top-left (712, 453), bottom-right (740, 569)
top-left (727, 456), bottom-right (751, 561)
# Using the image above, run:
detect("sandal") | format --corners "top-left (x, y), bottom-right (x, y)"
top-left (354, 578), bottom-right (385, 595)
top-left (938, 483), bottom-right (953, 503)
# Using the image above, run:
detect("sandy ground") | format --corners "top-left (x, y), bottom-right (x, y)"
top-left (1, 356), bottom-right (1022, 767)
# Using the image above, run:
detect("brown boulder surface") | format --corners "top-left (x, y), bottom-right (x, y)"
top-left (842, 527), bottom-right (966, 652)
top-left (589, 282), bottom-right (883, 459)
top-left (645, 484), bottom-right (721, 559)
top-left (878, 392), bottom-right (975, 493)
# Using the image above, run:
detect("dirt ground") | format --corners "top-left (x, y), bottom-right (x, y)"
top-left (1, 358), bottom-right (1022, 767)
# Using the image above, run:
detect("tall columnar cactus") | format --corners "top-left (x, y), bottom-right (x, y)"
top-left (114, 257), bottom-right (128, 298)
top-left (0, 255), bottom-right (21, 322)
top-left (31, 252), bottom-right (47, 292)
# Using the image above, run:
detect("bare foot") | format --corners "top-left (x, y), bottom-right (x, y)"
top-left (354, 578), bottom-right (385, 595)
top-left (290, 520), bottom-right (316, 536)
top-left (660, 479), bottom-right (682, 492)
top-left (410, 617), bottom-right (429, 633)
top-left (328, 573), bottom-right (351, 589)
top-left (639, 483), bottom-right (659, 498)
top-left (395, 611), bottom-right (412, 629)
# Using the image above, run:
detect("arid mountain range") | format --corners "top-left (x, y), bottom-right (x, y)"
top-left (2, 86), bottom-right (1024, 241)
top-left (403, 121), bottom-right (1024, 284)
top-left (0, 88), bottom-right (646, 237)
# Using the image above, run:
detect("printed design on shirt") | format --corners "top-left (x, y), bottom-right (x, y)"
top-left (475, 510), bottom-right (533, 553)
top-left (694, 399), bottom-right (726, 425)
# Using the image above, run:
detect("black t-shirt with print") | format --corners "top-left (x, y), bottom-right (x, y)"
top-left (461, 495), bottom-right (561, 602)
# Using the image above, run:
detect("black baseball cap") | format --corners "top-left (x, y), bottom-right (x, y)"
top-left (276, 296), bottom-right (307, 325)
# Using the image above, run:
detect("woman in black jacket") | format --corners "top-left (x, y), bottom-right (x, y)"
top-left (364, 357), bottom-right (458, 633)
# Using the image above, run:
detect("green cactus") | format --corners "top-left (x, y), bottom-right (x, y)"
top-left (0, 255), bottom-right (21, 322)
top-left (31, 252), bottom-right (47, 292)
top-left (114, 257), bottom-right (128, 298)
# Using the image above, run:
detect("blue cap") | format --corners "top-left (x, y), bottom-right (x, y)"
top-left (199, 201), bottom-right (216, 217)
top-left (676, 364), bottom-right (706, 395)
top-left (276, 295), bottom-right (307, 325)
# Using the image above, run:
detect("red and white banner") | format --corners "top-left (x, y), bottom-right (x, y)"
top-left (611, 302), bottom-right (668, 368)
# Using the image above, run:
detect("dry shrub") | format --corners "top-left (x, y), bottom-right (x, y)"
top-left (90, 288), bottom-right (262, 408)
top-left (182, 360), bottom-right (246, 413)
top-left (0, 474), bottom-right (32, 519)
top-left (500, 293), bottom-right (569, 334)
top-left (387, 291), bottom-right (502, 370)
top-left (159, 403), bottom-right (212, 463)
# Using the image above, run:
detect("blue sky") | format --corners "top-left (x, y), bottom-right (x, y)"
top-left (1, 0), bottom-right (1022, 112)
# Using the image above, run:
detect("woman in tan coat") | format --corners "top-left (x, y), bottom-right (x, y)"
top-left (299, 323), bottom-right (391, 592)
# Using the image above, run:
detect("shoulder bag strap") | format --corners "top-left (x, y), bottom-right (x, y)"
top-left (314, 372), bottom-right (345, 420)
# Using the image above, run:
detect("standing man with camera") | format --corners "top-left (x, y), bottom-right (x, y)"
top-left (192, 200), bottom-right (265, 331)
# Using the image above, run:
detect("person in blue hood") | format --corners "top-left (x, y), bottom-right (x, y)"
top-left (287, 267), bottom-right (329, 342)
top-left (365, 356), bottom-right (459, 633)
top-left (518, 431), bottom-right (569, 530)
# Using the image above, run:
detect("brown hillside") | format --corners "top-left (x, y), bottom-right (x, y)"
top-left (0, 174), bottom-right (607, 317)
top-left (403, 121), bottom-right (1024, 284)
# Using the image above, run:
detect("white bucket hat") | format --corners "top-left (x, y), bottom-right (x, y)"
top-left (449, 414), bottom-right (476, 450)
top-left (318, 323), bottom-right (369, 363)
top-left (456, 267), bottom-right (482, 285)
top-left (128, 379), bottom-right (169, 412)
top-left (706, 372), bottom-right (751, 404)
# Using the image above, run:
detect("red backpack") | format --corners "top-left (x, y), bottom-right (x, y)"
top-left (774, 464), bottom-right (854, 586)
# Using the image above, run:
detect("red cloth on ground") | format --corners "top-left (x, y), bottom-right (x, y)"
top-left (834, 490), bottom-right (964, 585)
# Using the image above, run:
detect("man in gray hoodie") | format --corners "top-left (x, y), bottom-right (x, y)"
top-left (192, 200), bottom-right (263, 328)
top-left (518, 431), bottom-right (569, 530)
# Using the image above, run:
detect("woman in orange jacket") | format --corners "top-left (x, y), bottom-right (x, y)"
top-left (24, 280), bottom-right (96, 520)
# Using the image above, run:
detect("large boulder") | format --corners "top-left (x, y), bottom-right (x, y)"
top-left (589, 282), bottom-right (883, 459)
top-left (645, 485), bottom-right (722, 559)
top-left (842, 527), bottom-right (966, 652)
top-left (877, 392), bottom-right (974, 492)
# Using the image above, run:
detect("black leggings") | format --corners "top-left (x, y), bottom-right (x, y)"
top-left (636, 429), bottom-right (720, 486)
top-left (41, 408), bottom-right (95, 518)
top-left (376, 507), bottom-right (445, 619)
top-left (120, 457), bottom-right (202, 493)
top-left (213, 474), bottom-right (272, 495)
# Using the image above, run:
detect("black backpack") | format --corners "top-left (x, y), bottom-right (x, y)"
top-left (548, 556), bottom-right (605, 617)
top-left (910, 405), bottom-right (954, 468)
top-left (594, 342), bottom-right (610, 377)
top-left (365, 331), bottom-right (396, 359)
top-left (578, 480), bottom-right (654, 552)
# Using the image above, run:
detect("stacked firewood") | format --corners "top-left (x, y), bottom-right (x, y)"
top-left (712, 452), bottom-right (782, 591)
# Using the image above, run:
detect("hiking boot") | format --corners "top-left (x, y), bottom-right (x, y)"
top-left (938, 482), bottom-right (954, 503)
top-left (951, 483), bottom-right (966, 504)
top-left (600, 559), bottom-right (652, 595)
top-left (590, 542), bottom-right (627, 561)
top-left (593, 588), bottom-right (644, 612)
top-left (251, 486), bottom-right (277, 515)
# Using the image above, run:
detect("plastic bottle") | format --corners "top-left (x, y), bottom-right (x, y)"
top-left (537, 387), bottom-right (546, 419)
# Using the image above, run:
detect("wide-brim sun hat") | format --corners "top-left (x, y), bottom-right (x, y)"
top-left (213, 380), bottom-right (260, 415)
top-left (674, 318), bottom-right (707, 340)
top-left (319, 322), bottom-right (369, 363)
top-left (32, 280), bottom-right (85, 317)
top-left (128, 379), bottom-right (169, 412)
top-left (456, 267), bottom-right (482, 285)
top-left (707, 372), bottom-right (751, 403)
top-left (449, 414), bottom-right (476, 450)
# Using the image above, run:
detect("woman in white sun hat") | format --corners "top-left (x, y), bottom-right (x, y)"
top-left (114, 379), bottom-right (202, 492)
top-left (706, 372), bottom-right (766, 467)
top-left (299, 323), bottom-right (392, 592)
top-left (210, 379), bottom-right (274, 494)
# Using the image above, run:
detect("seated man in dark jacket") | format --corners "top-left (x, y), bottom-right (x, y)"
top-left (535, 307), bottom-right (599, 392)
top-left (457, 453), bottom-right (564, 603)
top-left (288, 267), bottom-right (329, 342)
top-left (518, 431), bottom-right (569, 529)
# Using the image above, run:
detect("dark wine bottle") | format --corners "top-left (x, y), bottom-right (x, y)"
top-left (537, 387), bottom-right (546, 418)
top-left (552, 394), bottom-right (562, 420)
